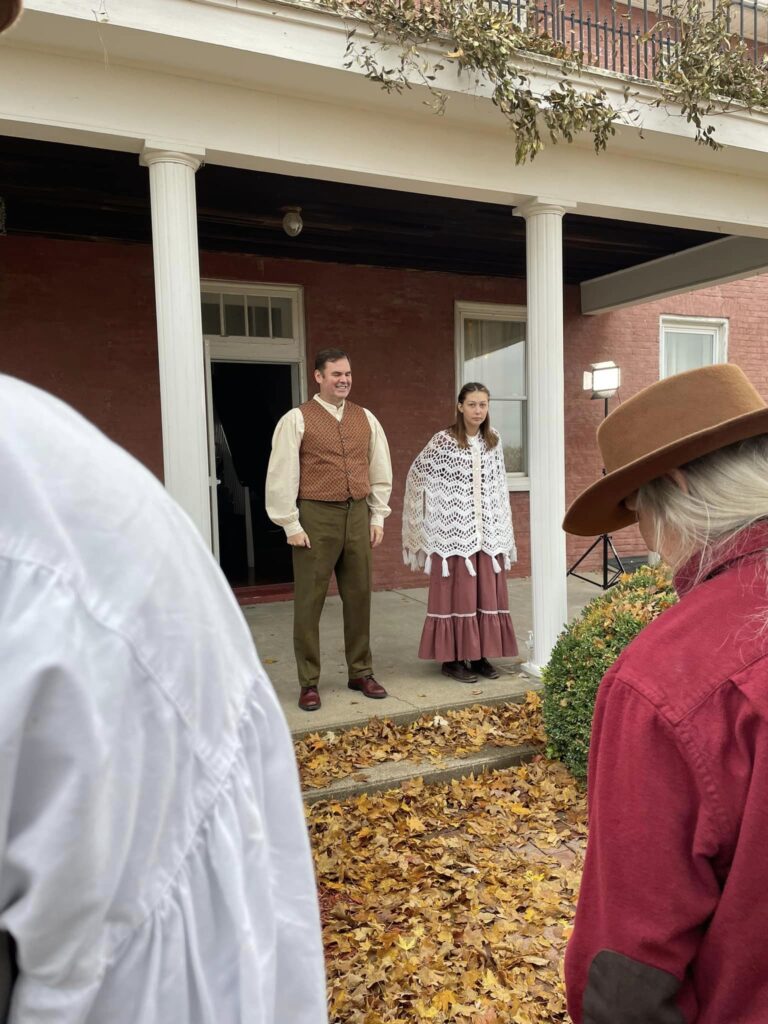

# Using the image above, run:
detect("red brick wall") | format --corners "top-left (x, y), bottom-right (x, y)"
top-left (565, 276), bottom-right (768, 568)
top-left (0, 235), bottom-right (163, 477)
top-left (3, 233), bottom-right (767, 590)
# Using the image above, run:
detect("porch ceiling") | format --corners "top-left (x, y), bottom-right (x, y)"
top-left (0, 137), bottom-right (723, 284)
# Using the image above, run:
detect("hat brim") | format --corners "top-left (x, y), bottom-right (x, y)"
top-left (563, 406), bottom-right (768, 536)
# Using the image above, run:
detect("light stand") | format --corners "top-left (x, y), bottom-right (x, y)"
top-left (567, 362), bottom-right (626, 590)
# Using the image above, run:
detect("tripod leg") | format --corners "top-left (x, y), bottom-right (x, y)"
top-left (606, 535), bottom-right (626, 574)
top-left (567, 535), bottom-right (602, 575)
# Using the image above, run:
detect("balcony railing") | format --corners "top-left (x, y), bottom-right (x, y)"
top-left (489, 0), bottom-right (768, 80)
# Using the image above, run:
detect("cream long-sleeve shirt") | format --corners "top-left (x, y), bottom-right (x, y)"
top-left (266, 393), bottom-right (393, 537)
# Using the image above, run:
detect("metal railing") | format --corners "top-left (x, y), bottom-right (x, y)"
top-left (490, 0), bottom-right (767, 79)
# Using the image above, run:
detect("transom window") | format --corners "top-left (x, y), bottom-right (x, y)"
top-left (659, 315), bottom-right (728, 378)
top-left (201, 284), bottom-right (296, 341)
top-left (456, 301), bottom-right (528, 488)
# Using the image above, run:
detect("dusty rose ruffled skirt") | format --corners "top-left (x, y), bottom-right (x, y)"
top-left (418, 552), bottom-right (519, 662)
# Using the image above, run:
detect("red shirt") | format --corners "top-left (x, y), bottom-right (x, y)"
top-left (566, 524), bottom-right (768, 1024)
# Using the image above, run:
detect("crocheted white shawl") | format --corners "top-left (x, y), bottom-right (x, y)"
top-left (402, 428), bottom-right (517, 577)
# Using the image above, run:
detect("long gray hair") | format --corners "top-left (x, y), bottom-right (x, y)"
top-left (635, 435), bottom-right (768, 579)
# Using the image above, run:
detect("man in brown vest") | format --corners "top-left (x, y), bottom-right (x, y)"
top-left (266, 349), bottom-right (393, 711)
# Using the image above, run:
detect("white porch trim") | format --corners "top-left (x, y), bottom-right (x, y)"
top-left (140, 142), bottom-right (212, 546)
top-left (581, 235), bottom-right (768, 315)
top-left (515, 198), bottom-right (575, 676)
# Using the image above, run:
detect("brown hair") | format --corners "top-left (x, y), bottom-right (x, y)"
top-left (0, 0), bottom-right (22, 33)
top-left (449, 382), bottom-right (498, 449)
top-left (315, 348), bottom-right (350, 372)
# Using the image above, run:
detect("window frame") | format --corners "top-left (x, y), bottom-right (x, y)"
top-left (455, 300), bottom-right (529, 492)
top-left (658, 314), bottom-right (728, 379)
top-left (200, 279), bottom-right (306, 366)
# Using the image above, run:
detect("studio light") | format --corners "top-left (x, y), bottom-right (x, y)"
top-left (569, 359), bottom-right (625, 589)
top-left (583, 360), bottom-right (621, 400)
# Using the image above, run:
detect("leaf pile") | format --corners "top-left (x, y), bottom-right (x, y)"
top-left (297, 694), bottom-right (545, 790)
top-left (309, 757), bottom-right (587, 1022)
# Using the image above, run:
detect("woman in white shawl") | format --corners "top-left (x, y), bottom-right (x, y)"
top-left (402, 383), bottom-right (518, 683)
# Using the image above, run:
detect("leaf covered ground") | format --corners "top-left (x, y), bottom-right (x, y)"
top-left (297, 695), bottom-right (546, 790)
top-left (308, 755), bottom-right (586, 1024)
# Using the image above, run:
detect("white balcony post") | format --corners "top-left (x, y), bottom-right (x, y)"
top-left (140, 143), bottom-right (211, 546)
top-left (515, 198), bottom-right (575, 675)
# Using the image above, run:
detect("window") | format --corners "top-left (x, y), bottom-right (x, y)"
top-left (659, 316), bottom-right (728, 379)
top-left (455, 302), bottom-right (528, 488)
top-left (201, 284), bottom-right (296, 341)
top-left (200, 281), bottom-right (305, 367)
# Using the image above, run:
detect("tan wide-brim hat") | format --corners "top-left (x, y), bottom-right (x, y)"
top-left (0, 0), bottom-right (22, 32)
top-left (563, 364), bottom-right (768, 537)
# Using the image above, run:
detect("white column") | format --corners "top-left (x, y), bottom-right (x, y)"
top-left (140, 143), bottom-right (211, 546)
top-left (515, 198), bottom-right (575, 675)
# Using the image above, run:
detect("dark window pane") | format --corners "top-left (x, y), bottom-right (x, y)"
top-left (224, 295), bottom-right (246, 336)
top-left (271, 298), bottom-right (293, 338)
top-left (201, 293), bottom-right (221, 335)
top-left (247, 296), bottom-right (270, 338)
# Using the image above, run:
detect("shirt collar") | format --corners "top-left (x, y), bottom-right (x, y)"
top-left (674, 519), bottom-right (768, 597)
top-left (313, 394), bottom-right (345, 415)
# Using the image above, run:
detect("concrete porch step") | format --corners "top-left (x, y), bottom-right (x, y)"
top-left (301, 737), bottom-right (543, 805)
top-left (291, 679), bottom-right (538, 741)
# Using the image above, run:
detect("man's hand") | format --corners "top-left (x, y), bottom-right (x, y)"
top-left (370, 525), bottom-right (384, 548)
top-left (288, 531), bottom-right (311, 548)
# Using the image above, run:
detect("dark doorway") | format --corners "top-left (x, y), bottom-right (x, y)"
top-left (211, 361), bottom-right (294, 588)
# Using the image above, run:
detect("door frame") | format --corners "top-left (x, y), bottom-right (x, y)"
top-left (201, 281), bottom-right (307, 565)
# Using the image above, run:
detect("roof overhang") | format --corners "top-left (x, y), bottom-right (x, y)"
top-left (581, 235), bottom-right (768, 314)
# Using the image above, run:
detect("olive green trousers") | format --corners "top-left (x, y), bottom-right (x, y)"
top-left (292, 497), bottom-right (373, 689)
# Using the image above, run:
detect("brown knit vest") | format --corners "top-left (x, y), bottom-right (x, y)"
top-left (298, 399), bottom-right (372, 501)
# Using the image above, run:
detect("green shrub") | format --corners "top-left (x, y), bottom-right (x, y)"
top-left (542, 565), bottom-right (677, 780)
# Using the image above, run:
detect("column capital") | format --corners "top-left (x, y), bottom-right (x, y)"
top-left (140, 141), bottom-right (205, 171)
top-left (514, 197), bottom-right (577, 219)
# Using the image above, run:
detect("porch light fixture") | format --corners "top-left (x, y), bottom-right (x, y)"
top-left (281, 206), bottom-right (303, 238)
top-left (583, 360), bottom-right (621, 399)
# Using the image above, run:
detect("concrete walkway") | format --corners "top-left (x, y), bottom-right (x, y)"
top-left (243, 576), bottom-right (599, 735)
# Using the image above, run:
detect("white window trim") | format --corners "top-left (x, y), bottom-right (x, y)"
top-left (455, 300), bottom-right (529, 492)
top-left (201, 280), bottom-right (307, 565)
top-left (659, 314), bottom-right (728, 379)
top-left (201, 279), bottom-right (307, 370)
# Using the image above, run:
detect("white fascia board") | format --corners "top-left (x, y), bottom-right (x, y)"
top-left (581, 235), bottom-right (768, 314)
top-left (13, 0), bottom-right (768, 164)
top-left (3, 23), bottom-right (768, 237)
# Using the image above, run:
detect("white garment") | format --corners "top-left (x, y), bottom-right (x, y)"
top-left (401, 429), bottom-right (517, 576)
top-left (0, 377), bottom-right (327, 1024)
top-left (265, 394), bottom-right (392, 537)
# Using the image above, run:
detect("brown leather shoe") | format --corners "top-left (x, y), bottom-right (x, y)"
top-left (298, 686), bottom-right (321, 711)
top-left (441, 660), bottom-right (478, 683)
top-left (470, 657), bottom-right (500, 679)
top-left (348, 675), bottom-right (388, 699)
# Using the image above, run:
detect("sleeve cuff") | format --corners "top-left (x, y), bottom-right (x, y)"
top-left (284, 522), bottom-right (304, 538)
top-left (369, 514), bottom-right (385, 528)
